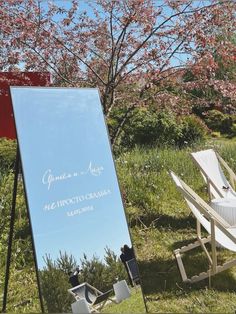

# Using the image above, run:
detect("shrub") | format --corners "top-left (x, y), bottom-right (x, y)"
top-left (231, 123), bottom-right (236, 137)
top-left (204, 110), bottom-right (233, 134)
top-left (0, 138), bottom-right (17, 172)
top-left (0, 172), bottom-right (33, 271)
top-left (155, 110), bottom-right (183, 146)
top-left (177, 115), bottom-right (208, 146)
top-left (120, 108), bottom-right (182, 148)
top-left (120, 108), bottom-right (159, 147)
top-left (117, 108), bottom-right (206, 148)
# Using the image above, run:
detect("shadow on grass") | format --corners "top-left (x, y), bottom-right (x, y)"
top-left (132, 213), bottom-right (197, 231)
top-left (171, 237), bottom-right (210, 251)
top-left (153, 214), bottom-right (196, 231)
top-left (138, 246), bottom-right (236, 297)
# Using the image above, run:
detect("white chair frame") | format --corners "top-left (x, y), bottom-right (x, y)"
top-left (171, 171), bottom-right (236, 284)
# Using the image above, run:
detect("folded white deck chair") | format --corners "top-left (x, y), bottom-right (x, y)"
top-left (68, 282), bottom-right (114, 312)
top-left (170, 171), bottom-right (236, 284)
top-left (191, 149), bottom-right (236, 200)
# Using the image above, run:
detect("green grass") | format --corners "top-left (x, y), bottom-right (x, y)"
top-left (116, 139), bottom-right (236, 313)
top-left (102, 287), bottom-right (146, 313)
top-left (2, 138), bottom-right (236, 312)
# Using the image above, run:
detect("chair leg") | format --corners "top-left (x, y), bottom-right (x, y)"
top-left (174, 235), bottom-right (236, 284)
top-left (210, 218), bottom-right (217, 275)
top-left (174, 236), bottom-right (211, 283)
top-left (197, 223), bottom-right (213, 266)
top-left (175, 249), bottom-right (188, 282)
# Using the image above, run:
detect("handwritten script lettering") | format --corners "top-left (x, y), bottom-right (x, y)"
top-left (42, 162), bottom-right (104, 190)
top-left (42, 170), bottom-right (72, 190)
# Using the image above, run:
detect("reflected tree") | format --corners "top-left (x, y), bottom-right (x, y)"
top-left (40, 248), bottom-right (129, 312)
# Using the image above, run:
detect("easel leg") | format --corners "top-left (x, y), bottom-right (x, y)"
top-left (1, 147), bottom-right (45, 313)
top-left (23, 189), bottom-right (45, 313)
top-left (2, 148), bottom-right (20, 313)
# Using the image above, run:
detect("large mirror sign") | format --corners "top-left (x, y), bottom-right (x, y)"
top-left (10, 87), bottom-right (146, 313)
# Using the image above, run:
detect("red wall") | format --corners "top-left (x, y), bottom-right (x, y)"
top-left (0, 72), bottom-right (51, 139)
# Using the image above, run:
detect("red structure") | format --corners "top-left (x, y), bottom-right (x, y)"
top-left (0, 72), bottom-right (51, 139)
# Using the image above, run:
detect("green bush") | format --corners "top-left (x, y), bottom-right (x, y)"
top-left (231, 123), bottom-right (236, 136)
top-left (0, 138), bottom-right (17, 173)
top-left (204, 110), bottom-right (233, 134)
top-left (120, 108), bottom-right (182, 147)
top-left (177, 115), bottom-right (208, 146)
top-left (154, 110), bottom-right (183, 146)
top-left (0, 171), bottom-right (33, 271)
top-left (118, 108), bottom-right (206, 148)
top-left (119, 107), bottom-right (158, 147)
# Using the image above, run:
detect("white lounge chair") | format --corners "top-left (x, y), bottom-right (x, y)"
top-left (191, 149), bottom-right (236, 200)
top-left (68, 282), bottom-right (114, 312)
top-left (170, 171), bottom-right (236, 284)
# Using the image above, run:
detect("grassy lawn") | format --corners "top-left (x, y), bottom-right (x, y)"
top-left (2, 138), bottom-right (236, 312)
top-left (102, 287), bottom-right (146, 313)
top-left (117, 139), bottom-right (236, 313)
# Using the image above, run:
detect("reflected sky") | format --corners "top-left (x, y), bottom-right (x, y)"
top-left (11, 87), bottom-right (131, 269)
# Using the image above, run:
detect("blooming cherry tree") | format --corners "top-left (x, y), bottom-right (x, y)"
top-left (0, 0), bottom-right (235, 142)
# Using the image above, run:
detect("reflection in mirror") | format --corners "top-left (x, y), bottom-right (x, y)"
top-left (10, 87), bottom-right (146, 313)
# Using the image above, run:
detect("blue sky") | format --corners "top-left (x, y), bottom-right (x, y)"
top-left (11, 87), bottom-right (132, 269)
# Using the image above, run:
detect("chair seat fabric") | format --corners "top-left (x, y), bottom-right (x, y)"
top-left (191, 149), bottom-right (236, 199)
